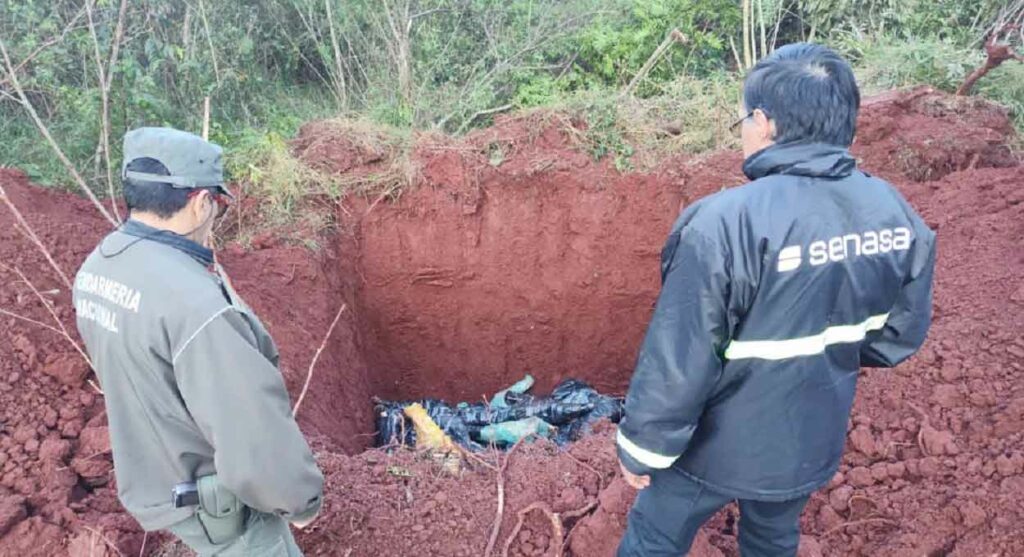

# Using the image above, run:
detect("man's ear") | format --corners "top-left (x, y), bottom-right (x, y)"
top-left (753, 108), bottom-right (774, 142)
top-left (189, 190), bottom-right (212, 220)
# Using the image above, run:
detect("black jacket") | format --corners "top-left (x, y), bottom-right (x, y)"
top-left (617, 142), bottom-right (936, 501)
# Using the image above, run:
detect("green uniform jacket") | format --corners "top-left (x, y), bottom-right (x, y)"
top-left (73, 226), bottom-right (323, 531)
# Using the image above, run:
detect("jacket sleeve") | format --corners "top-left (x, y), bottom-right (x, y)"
top-left (617, 225), bottom-right (731, 476)
top-left (173, 308), bottom-right (324, 520)
top-left (860, 230), bottom-right (936, 368)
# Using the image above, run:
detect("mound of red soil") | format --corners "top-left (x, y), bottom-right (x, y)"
top-left (0, 86), bottom-right (1021, 555)
top-left (854, 86), bottom-right (1018, 182)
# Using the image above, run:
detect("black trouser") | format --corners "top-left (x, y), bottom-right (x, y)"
top-left (616, 466), bottom-right (809, 557)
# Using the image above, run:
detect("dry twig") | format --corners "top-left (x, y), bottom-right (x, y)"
top-left (292, 303), bottom-right (348, 417)
top-left (501, 501), bottom-right (564, 557)
top-left (561, 500), bottom-right (599, 552)
top-left (202, 96), bottom-right (211, 140)
top-left (485, 437), bottom-right (526, 557)
top-left (0, 187), bottom-right (103, 395)
top-left (622, 29), bottom-right (687, 97)
top-left (197, 0), bottom-right (221, 86)
top-left (822, 517), bottom-right (898, 537)
top-left (82, 526), bottom-right (126, 557)
top-left (323, 0), bottom-right (348, 106)
top-left (563, 451), bottom-right (604, 491)
top-left (4, 264), bottom-right (94, 371)
top-left (85, 0), bottom-right (122, 223)
top-left (0, 184), bottom-right (72, 289)
top-left (906, 401), bottom-right (932, 456)
top-left (0, 307), bottom-right (65, 335)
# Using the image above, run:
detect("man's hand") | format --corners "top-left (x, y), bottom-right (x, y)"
top-left (291, 516), bottom-right (316, 530)
top-left (620, 460), bottom-right (651, 490)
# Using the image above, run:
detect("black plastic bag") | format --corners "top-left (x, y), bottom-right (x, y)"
top-left (373, 378), bottom-right (624, 450)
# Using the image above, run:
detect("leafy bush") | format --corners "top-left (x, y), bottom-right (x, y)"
top-left (840, 36), bottom-right (982, 94)
top-left (1, 0), bottom-right (1021, 203)
top-left (841, 35), bottom-right (1024, 132)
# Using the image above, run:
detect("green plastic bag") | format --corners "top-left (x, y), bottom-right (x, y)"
top-left (490, 374), bottom-right (535, 409)
top-left (478, 417), bottom-right (553, 445)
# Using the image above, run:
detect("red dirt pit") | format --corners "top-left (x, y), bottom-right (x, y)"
top-left (0, 86), bottom-right (1021, 556)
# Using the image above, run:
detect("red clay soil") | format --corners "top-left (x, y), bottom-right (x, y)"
top-left (0, 86), bottom-right (1021, 555)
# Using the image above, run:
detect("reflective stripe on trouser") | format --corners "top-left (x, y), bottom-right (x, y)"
top-left (617, 466), bottom-right (809, 557)
top-left (723, 313), bottom-right (889, 361)
top-left (168, 510), bottom-right (303, 557)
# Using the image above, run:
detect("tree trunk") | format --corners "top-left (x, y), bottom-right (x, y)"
top-left (742, 0), bottom-right (752, 68)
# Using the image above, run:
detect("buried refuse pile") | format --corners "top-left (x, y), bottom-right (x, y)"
top-left (374, 377), bottom-right (624, 450)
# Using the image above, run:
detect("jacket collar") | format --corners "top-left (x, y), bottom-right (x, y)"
top-left (742, 141), bottom-right (856, 181)
top-left (120, 218), bottom-right (215, 267)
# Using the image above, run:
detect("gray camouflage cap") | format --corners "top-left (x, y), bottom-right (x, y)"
top-left (121, 127), bottom-right (232, 197)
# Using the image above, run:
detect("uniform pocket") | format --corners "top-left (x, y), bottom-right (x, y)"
top-left (195, 506), bottom-right (249, 545)
top-left (196, 475), bottom-right (248, 545)
top-left (234, 513), bottom-right (292, 556)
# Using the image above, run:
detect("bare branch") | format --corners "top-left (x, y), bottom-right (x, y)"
top-left (86, 0), bottom-right (123, 223)
top-left (197, 0), bottom-right (221, 87)
top-left (0, 184), bottom-right (73, 289)
top-left (0, 263), bottom-right (94, 371)
top-left (105, 0), bottom-right (129, 91)
top-left (456, 104), bottom-right (513, 134)
top-left (958, 27), bottom-right (1024, 96)
top-left (292, 303), bottom-right (347, 418)
top-left (202, 96), bottom-right (211, 140)
top-left (324, 0), bottom-right (348, 107)
top-left (622, 29), bottom-right (688, 97)
top-left (0, 7), bottom-right (87, 89)
top-left (411, 8), bottom-right (446, 21)
top-left (0, 37), bottom-right (117, 226)
top-left (0, 307), bottom-right (66, 335)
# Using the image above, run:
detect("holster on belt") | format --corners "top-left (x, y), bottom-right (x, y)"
top-left (195, 475), bottom-right (248, 545)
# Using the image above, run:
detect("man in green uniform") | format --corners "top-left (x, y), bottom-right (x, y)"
top-left (74, 128), bottom-right (324, 556)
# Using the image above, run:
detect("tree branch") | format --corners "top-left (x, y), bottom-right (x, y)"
top-left (0, 185), bottom-right (74, 289)
top-left (958, 27), bottom-right (1024, 96)
top-left (622, 29), bottom-right (688, 97)
top-left (456, 104), bottom-right (513, 134)
top-left (292, 304), bottom-right (347, 418)
top-left (0, 7), bottom-right (87, 89)
top-left (86, 0), bottom-right (123, 223)
top-left (0, 38), bottom-right (117, 226)
top-left (323, 0), bottom-right (348, 107)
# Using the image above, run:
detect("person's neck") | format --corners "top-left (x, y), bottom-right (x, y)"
top-left (130, 212), bottom-right (203, 243)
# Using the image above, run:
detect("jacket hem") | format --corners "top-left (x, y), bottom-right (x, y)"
top-left (674, 465), bottom-right (834, 502)
top-left (133, 505), bottom-right (196, 532)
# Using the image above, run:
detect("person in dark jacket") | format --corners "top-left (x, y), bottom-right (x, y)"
top-left (615, 44), bottom-right (936, 556)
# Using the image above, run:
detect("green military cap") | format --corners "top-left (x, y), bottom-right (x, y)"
top-left (122, 127), bottom-right (232, 197)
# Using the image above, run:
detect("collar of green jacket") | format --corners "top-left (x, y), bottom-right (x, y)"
top-left (742, 141), bottom-right (856, 181)
top-left (119, 218), bottom-right (215, 267)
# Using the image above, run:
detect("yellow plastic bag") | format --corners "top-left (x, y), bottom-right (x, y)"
top-left (403, 403), bottom-right (462, 473)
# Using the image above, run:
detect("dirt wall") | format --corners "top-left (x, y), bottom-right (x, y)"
top-left (328, 86), bottom-right (1017, 408)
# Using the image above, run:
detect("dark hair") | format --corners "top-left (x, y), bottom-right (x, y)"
top-left (743, 43), bottom-right (860, 146)
top-left (123, 157), bottom-right (217, 218)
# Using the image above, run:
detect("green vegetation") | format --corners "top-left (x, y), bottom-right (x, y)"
top-left (0, 0), bottom-right (1020, 197)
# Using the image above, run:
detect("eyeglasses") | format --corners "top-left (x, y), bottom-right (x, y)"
top-left (730, 110), bottom-right (755, 132)
top-left (729, 108), bottom-right (770, 139)
top-left (188, 189), bottom-right (231, 219)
